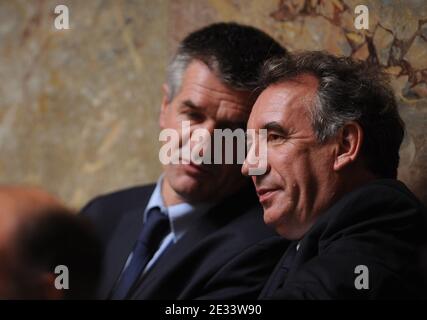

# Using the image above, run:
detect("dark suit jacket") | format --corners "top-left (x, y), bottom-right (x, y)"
top-left (82, 183), bottom-right (288, 299)
top-left (260, 179), bottom-right (427, 299)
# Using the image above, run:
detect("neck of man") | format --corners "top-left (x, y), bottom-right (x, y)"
top-left (161, 178), bottom-right (186, 207)
top-left (161, 175), bottom-right (250, 207)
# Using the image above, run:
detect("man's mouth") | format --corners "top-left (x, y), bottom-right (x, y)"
top-left (256, 188), bottom-right (279, 203)
top-left (181, 162), bottom-right (210, 176)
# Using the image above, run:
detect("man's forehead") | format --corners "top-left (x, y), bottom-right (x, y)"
top-left (249, 75), bottom-right (318, 128)
top-left (179, 81), bottom-right (252, 110)
top-left (180, 89), bottom-right (252, 111)
top-left (176, 66), bottom-right (253, 125)
top-left (179, 91), bottom-right (252, 128)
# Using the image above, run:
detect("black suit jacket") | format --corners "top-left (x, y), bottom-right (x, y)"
top-left (260, 179), bottom-right (427, 299)
top-left (82, 184), bottom-right (288, 299)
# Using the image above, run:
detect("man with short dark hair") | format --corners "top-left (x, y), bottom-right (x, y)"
top-left (82, 22), bottom-right (290, 300)
top-left (0, 187), bottom-right (101, 299)
top-left (242, 51), bottom-right (427, 299)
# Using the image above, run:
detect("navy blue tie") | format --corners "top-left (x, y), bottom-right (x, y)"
top-left (111, 207), bottom-right (170, 299)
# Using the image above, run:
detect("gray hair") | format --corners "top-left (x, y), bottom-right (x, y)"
top-left (164, 22), bottom-right (287, 102)
top-left (165, 52), bottom-right (192, 102)
top-left (310, 76), bottom-right (362, 143)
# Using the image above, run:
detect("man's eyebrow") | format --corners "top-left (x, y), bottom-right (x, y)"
top-left (181, 100), bottom-right (203, 110)
top-left (262, 121), bottom-right (287, 134)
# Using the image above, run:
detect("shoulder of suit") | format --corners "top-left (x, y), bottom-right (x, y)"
top-left (310, 179), bottom-right (427, 240)
top-left (80, 184), bottom-right (156, 243)
top-left (337, 179), bottom-right (424, 213)
top-left (81, 184), bottom-right (155, 218)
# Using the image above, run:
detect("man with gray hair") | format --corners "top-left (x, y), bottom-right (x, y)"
top-left (82, 22), bottom-right (289, 299)
top-left (242, 51), bottom-right (427, 299)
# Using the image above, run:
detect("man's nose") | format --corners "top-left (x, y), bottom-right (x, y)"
top-left (242, 138), bottom-right (269, 176)
top-left (190, 121), bottom-right (215, 138)
top-left (241, 158), bottom-right (250, 176)
top-left (189, 121), bottom-right (216, 158)
top-left (242, 144), bottom-right (257, 176)
top-left (203, 121), bottom-right (216, 136)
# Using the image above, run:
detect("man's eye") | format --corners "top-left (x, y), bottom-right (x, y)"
top-left (267, 133), bottom-right (283, 142)
top-left (267, 133), bottom-right (287, 144)
top-left (184, 111), bottom-right (204, 121)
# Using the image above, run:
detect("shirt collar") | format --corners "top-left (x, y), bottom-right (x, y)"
top-left (144, 176), bottom-right (214, 243)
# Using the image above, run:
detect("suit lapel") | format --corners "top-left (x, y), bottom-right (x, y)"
top-left (129, 187), bottom-right (255, 299)
top-left (130, 187), bottom-right (256, 299)
top-left (259, 213), bottom-right (329, 299)
top-left (129, 209), bottom-right (218, 298)
top-left (98, 189), bottom-right (153, 299)
top-left (259, 241), bottom-right (299, 299)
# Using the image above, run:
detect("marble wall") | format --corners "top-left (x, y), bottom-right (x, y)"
top-left (0, 0), bottom-right (426, 208)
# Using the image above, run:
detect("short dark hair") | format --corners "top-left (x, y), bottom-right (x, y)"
top-left (15, 210), bottom-right (102, 299)
top-left (258, 51), bottom-right (405, 179)
top-left (166, 22), bottom-right (287, 101)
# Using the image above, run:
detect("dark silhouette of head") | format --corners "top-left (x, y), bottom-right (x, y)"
top-left (0, 187), bottom-right (102, 299)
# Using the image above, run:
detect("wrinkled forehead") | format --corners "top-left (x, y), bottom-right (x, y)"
top-left (178, 60), bottom-right (254, 111)
top-left (248, 74), bottom-right (319, 130)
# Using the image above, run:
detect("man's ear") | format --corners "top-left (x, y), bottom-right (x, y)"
top-left (159, 84), bottom-right (170, 129)
top-left (333, 121), bottom-right (363, 171)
